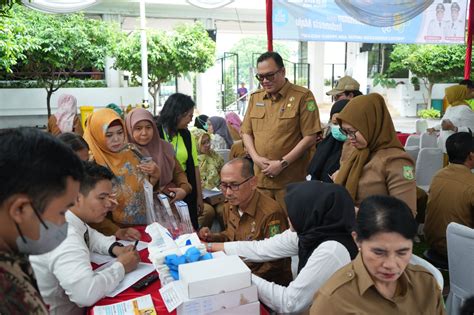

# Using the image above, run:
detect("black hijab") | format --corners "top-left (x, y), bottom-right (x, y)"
top-left (194, 115), bottom-right (209, 130)
top-left (285, 181), bottom-right (358, 273)
top-left (307, 99), bottom-right (350, 182)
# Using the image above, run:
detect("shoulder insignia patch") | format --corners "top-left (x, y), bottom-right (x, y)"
top-left (403, 165), bottom-right (414, 180)
top-left (268, 222), bottom-right (281, 237)
top-left (306, 100), bottom-right (317, 112)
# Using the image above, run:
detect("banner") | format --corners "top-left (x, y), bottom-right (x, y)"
top-left (273, 0), bottom-right (468, 44)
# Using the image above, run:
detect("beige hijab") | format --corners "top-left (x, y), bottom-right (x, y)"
top-left (335, 93), bottom-right (403, 200)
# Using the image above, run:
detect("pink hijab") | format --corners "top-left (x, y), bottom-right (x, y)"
top-left (54, 94), bottom-right (77, 133)
top-left (125, 108), bottom-right (176, 187)
top-left (225, 112), bottom-right (242, 134)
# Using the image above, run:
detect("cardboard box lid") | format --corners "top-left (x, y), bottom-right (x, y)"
top-left (179, 255), bottom-right (250, 283)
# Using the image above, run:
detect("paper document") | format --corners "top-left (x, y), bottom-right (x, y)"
top-left (92, 294), bottom-right (156, 315)
top-left (202, 189), bottom-right (223, 199)
top-left (90, 241), bottom-right (148, 265)
top-left (106, 262), bottom-right (156, 297)
top-left (159, 280), bottom-right (186, 312)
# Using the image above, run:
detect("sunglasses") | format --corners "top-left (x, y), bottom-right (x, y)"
top-left (255, 68), bottom-right (282, 82)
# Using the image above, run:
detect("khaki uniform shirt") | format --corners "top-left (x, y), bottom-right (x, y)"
top-left (424, 163), bottom-right (474, 257)
top-left (213, 190), bottom-right (292, 286)
top-left (341, 146), bottom-right (417, 216)
top-left (310, 254), bottom-right (446, 315)
top-left (229, 140), bottom-right (247, 159)
top-left (241, 80), bottom-right (321, 189)
top-left (47, 115), bottom-right (83, 136)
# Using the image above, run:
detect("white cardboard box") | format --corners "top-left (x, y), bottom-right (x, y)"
top-left (178, 255), bottom-right (251, 299)
top-left (208, 301), bottom-right (261, 315)
top-left (177, 285), bottom-right (258, 315)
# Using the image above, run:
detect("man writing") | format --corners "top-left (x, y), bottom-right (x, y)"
top-left (0, 128), bottom-right (83, 314)
top-left (242, 52), bottom-right (322, 210)
top-left (30, 161), bottom-right (140, 315)
top-left (199, 158), bottom-right (291, 286)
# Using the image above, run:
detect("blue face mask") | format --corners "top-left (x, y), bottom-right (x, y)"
top-left (331, 125), bottom-right (347, 142)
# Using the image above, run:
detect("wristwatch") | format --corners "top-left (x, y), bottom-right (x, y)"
top-left (280, 159), bottom-right (289, 169)
top-left (207, 243), bottom-right (213, 252)
top-left (108, 241), bottom-right (124, 257)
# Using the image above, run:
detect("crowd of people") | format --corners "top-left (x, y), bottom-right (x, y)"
top-left (1, 51), bottom-right (473, 315)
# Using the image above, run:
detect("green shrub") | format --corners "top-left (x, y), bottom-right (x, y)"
top-left (417, 108), bottom-right (441, 119)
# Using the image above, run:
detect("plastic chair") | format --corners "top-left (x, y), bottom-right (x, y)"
top-left (410, 254), bottom-right (444, 291)
top-left (404, 135), bottom-right (420, 163)
top-left (420, 132), bottom-right (438, 148)
top-left (215, 149), bottom-right (230, 164)
top-left (446, 223), bottom-right (474, 315)
top-left (405, 134), bottom-right (420, 147)
top-left (416, 119), bottom-right (428, 134)
top-left (416, 148), bottom-right (443, 191)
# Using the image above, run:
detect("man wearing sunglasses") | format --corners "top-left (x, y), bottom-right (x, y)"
top-left (199, 158), bottom-right (291, 286)
top-left (241, 52), bottom-right (322, 211)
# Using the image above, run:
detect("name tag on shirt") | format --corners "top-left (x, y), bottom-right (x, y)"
top-left (256, 102), bottom-right (264, 107)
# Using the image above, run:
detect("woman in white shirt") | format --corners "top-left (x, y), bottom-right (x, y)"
top-left (209, 181), bottom-right (358, 314)
top-left (429, 85), bottom-right (474, 159)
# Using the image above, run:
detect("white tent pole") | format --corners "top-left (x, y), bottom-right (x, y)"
top-left (139, 0), bottom-right (149, 107)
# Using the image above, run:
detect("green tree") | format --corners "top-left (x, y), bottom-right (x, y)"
top-left (113, 22), bottom-right (215, 114)
top-left (389, 44), bottom-right (466, 107)
top-left (0, 5), bottom-right (36, 73)
top-left (229, 37), bottom-right (291, 84)
top-left (2, 5), bottom-right (120, 117)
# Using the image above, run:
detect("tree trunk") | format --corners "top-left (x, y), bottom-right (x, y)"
top-left (46, 88), bottom-right (53, 118)
top-left (149, 82), bottom-right (161, 116)
top-left (427, 82), bottom-right (434, 109)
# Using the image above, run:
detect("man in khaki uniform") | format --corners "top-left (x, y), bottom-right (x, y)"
top-left (241, 52), bottom-right (322, 210)
top-left (199, 158), bottom-right (291, 286)
top-left (326, 75), bottom-right (362, 102)
top-left (424, 132), bottom-right (474, 258)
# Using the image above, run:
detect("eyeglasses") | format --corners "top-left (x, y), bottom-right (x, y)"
top-left (339, 127), bottom-right (359, 138)
top-left (255, 69), bottom-right (282, 82)
top-left (219, 177), bottom-right (253, 192)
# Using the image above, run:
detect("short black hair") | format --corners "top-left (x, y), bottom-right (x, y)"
top-left (257, 51), bottom-right (285, 69)
top-left (355, 195), bottom-right (417, 242)
top-left (57, 132), bottom-right (89, 152)
top-left (446, 132), bottom-right (474, 164)
top-left (157, 93), bottom-right (195, 136)
top-left (225, 157), bottom-right (254, 178)
top-left (460, 296), bottom-right (474, 315)
top-left (459, 79), bottom-right (474, 89)
top-left (0, 128), bottom-right (83, 213)
top-left (343, 90), bottom-right (363, 97)
top-left (80, 161), bottom-right (114, 196)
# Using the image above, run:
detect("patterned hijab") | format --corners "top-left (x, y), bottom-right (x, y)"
top-left (54, 94), bottom-right (77, 133)
top-left (84, 108), bottom-right (146, 225)
top-left (125, 108), bottom-right (176, 187)
top-left (445, 85), bottom-right (469, 106)
top-left (335, 93), bottom-right (403, 200)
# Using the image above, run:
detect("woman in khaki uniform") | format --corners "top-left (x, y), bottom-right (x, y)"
top-left (335, 93), bottom-right (417, 216)
top-left (310, 195), bottom-right (445, 315)
top-left (47, 94), bottom-right (83, 136)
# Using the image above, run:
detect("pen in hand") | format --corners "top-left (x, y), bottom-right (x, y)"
top-left (133, 240), bottom-right (139, 251)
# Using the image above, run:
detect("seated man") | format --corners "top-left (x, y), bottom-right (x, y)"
top-left (0, 128), bottom-right (83, 315)
top-left (424, 132), bottom-right (474, 258)
top-left (199, 158), bottom-right (292, 286)
top-left (30, 161), bottom-right (140, 315)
